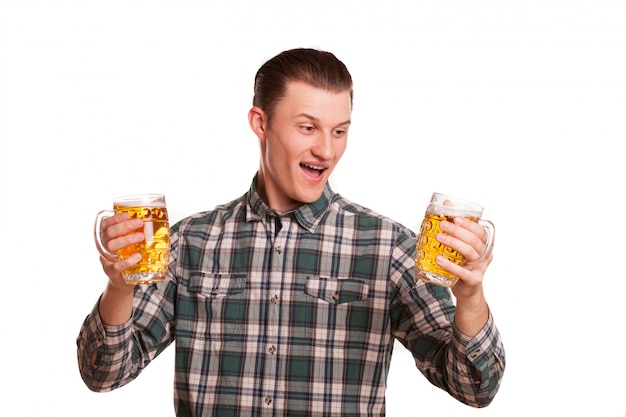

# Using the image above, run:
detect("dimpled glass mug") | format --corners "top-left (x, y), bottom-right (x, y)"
top-left (415, 193), bottom-right (495, 288)
top-left (94, 194), bottom-right (170, 285)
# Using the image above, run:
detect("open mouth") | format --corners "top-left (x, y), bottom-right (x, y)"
top-left (300, 163), bottom-right (325, 178)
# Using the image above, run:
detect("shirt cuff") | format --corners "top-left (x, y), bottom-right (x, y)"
top-left (453, 311), bottom-right (505, 376)
top-left (81, 298), bottom-right (134, 363)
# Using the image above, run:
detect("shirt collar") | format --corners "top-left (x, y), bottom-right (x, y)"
top-left (246, 175), bottom-right (334, 233)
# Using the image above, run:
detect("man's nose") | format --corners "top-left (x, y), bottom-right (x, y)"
top-left (311, 131), bottom-right (334, 159)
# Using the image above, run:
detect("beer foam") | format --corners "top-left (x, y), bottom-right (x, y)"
top-left (429, 205), bottom-right (481, 218)
top-left (114, 194), bottom-right (166, 207)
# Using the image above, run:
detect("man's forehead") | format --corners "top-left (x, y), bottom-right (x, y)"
top-left (281, 81), bottom-right (352, 114)
top-left (284, 80), bottom-right (351, 96)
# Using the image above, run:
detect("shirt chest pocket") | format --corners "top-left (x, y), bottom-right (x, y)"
top-left (301, 277), bottom-right (372, 348)
top-left (187, 272), bottom-right (247, 340)
top-left (305, 277), bottom-right (370, 304)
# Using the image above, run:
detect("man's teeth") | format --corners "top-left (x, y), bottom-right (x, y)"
top-left (302, 164), bottom-right (324, 171)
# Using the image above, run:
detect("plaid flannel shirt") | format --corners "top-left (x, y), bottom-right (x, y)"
top-left (77, 179), bottom-right (505, 416)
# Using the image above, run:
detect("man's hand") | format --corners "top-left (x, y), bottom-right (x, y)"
top-left (97, 212), bottom-right (144, 325)
top-left (435, 216), bottom-right (494, 336)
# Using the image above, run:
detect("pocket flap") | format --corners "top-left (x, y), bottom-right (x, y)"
top-left (189, 272), bottom-right (246, 297)
top-left (305, 277), bottom-right (370, 304)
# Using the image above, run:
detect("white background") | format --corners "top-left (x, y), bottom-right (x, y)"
top-left (1, 0), bottom-right (625, 415)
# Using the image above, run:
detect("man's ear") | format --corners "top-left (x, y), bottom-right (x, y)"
top-left (248, 106), bottom-right (267, 141)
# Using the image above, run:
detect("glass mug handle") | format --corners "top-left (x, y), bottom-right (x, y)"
top-left (476, 219), bottom-right (496, 261)
top-left (94, 210), bottom-right (119, 262)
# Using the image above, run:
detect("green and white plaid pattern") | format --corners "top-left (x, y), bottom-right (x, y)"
top-left (77, 179), bottom-right (505, 416)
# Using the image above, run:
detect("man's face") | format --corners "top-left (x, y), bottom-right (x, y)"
top-left (255, 81), bottom-right (352, 212)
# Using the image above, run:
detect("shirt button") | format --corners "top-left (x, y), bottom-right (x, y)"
top-left (275, 245), bottom-right (282, 254)
top-left (469, 351), bottom-right (480, 359)
top-left (265, 396), bottom-right (272, 405)
top-left (211, 288), bottom-right (219, 296)
top-left (268, 345), bottom-right (276, 355)
top-left (271, 295), bottom-right (279, 304)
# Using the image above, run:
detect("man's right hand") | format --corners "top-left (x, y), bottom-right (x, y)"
top-left (96, 212), bottom-right (144, 324)
top-left (98, 213), bottom-right (145, 284)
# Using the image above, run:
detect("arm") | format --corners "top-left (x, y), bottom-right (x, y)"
top-left (434, 216), bottom-right (505, 404)
top-left (392, 281), bottom-right (505, 408)
top-left (77, 213), bottom-right (176, 391)
top-left (390, 226), bottom-right (505, 407)
top-left (77, 281), bottom-right (176, 392)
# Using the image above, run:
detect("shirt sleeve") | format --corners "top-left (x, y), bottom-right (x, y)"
top-left (77, 224), bottom-right (182, 392)
top-left (76, 298), bottom-right (137, 392)
top-left (76, 280), bottom-right (177, 392)
top-left (389, 228), bottom-right (505, 408)
top-left (450, 312), bottom-right (506, 405)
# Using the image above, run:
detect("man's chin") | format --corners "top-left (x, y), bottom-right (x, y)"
top-left (296, 188), bottom-right (325, 205)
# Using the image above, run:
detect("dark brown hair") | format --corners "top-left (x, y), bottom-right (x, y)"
top-left (252, 48), bottom-right (353, 121)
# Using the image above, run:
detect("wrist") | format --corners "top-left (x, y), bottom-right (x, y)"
top-left (453, 290), bottom-right (489, 337)
top-left (104, 279), bottom-right (135, 298)
top-left (99, 281), bottom-right (135, 325)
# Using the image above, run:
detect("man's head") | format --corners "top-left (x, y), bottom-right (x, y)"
top-left (252, 48), bottom-right (353, 123)
top-left (248, 48), bottom-right (353, 212)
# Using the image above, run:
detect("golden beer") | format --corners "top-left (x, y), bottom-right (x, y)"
top-left (114, 203), bottom-right (170, 284)
top-left (415, 213), bottom-right (478, 288)
top-left (95, 194), bottom-right (170, 285)
top-left (414, 192), bottom-right (494, 288)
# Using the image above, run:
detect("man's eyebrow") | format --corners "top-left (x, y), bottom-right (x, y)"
top-left (295, 113), bottom-right (351, 126)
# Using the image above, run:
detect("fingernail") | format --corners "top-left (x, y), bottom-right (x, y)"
top-left (440, 221), bottom-right (450, 231)
top-left (454, 217), bottom-right (464, 225)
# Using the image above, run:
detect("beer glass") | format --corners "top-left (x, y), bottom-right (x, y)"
top-left (415, 193), bottom-right (495, 288)
top-left (94, 194), bottom-right (170, 285)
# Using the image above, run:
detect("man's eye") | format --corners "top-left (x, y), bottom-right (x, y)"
top-left (301, 126), bottom-right (314, 132)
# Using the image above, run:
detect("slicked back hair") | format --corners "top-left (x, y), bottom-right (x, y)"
top-left (252, 48), bottom-right (353, 122)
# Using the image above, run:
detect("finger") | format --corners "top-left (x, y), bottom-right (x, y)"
top-left (101, 212), bottom-right (131, 229)
top-left (99, 253), bottom-right (142, 282)
top-left (101, 215), bottom-right (145, 253)
top-left (435, 255), bottom-right (475, 283)
top-left (456, 217), bottom-right (496, 263)
top-left (99, 251), bottom-right (119, 263)
top-left (439, 219), bottom-right (485, 261)
top-left (436, 232), bottom-right (482, 264)
top-left (102, 214), bottom-right (143, 239)
top-left (106, 229), bottom-right (146, 254)
top-left (453, 217), bottom-right (489, 244)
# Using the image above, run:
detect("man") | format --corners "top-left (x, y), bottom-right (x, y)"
top-left (77, 48), bottom-right (505, 416)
